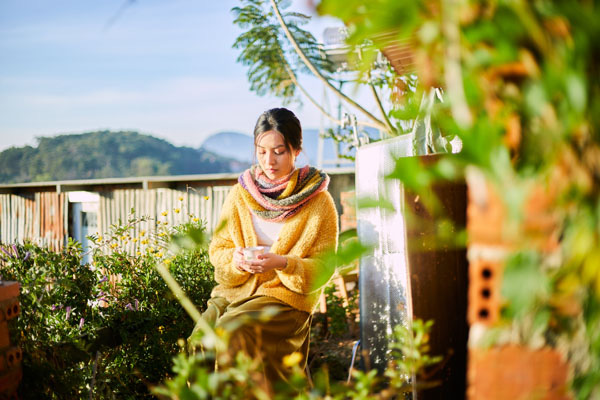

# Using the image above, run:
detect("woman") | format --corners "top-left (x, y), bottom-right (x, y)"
top-left (192, 108), bottom-right (339, 382)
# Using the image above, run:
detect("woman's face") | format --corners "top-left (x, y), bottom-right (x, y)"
top-left (256, 130), bottom-right (300, 180)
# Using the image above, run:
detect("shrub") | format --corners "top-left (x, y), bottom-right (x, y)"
top-left (0, 220), bottom-right (215, 399)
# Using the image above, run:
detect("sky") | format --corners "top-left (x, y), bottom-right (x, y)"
top-left (0, 0), bottom-right (380, 152)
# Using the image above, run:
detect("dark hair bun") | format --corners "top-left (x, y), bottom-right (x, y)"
top-left (253, 108), bottom-right (302, 151)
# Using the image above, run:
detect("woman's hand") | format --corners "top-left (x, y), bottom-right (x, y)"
top-left (233, 247), bottom-right (254, 273)
top-left (243, 252), bottom-right (287, 274)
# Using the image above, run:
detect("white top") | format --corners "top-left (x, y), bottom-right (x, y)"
top-left (251, 212), bottom-right (284, 251)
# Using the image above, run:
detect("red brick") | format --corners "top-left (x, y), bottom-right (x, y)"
top-left (0, 283), bottom-right (19, 303)
top-left (0, 365), bottom-right (22, 396)
top-left (0, 323), bottom-right (9, 349)
top-left (468, 345), bottom-right (571, 400)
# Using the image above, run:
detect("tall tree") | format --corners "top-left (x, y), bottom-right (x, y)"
top-left (232, 0), bottom-right (400, 135)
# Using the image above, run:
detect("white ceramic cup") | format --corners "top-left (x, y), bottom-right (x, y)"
top-left (243, 246), bottom-right (265, 261)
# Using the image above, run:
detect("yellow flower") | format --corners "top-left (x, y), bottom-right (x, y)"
top-left (174, 208), bottom-right (181, 214)
top-left (97, 236), bottom-right (103, 242)
top-left (215, 327), bottom-right (226, 337)
top-left (141, 239), bottom-right (148, 245)
top-left (158, 325), bottom-right (165, 334)
top-left (133, 238), bottom-right (138, 243)
top-left (149, 247), bottom-right (155, 253)
top-left (193, 218), bottom-right (199, 223)
top-left (164, 258), bottom-right (171, 265)
top-left (136, 251), bottom-right (142, 256)
top-left (178, 196), bottom-right (184, 201)
top-left (203, 196), bottom-right (209, 200)
top-left (110, 243), bottom-right (118, 249)
top-left (121, 235), bottom-right (127, 241)
top-left (124, 241), bottom-right (128, 245)
top-left (156, 252), bottom-right (164, 258)
top-left (140, 230), bottom-right (146, 237)
top-left (161, 211), bottom-right (168, 217)
top-left (158, 232), bottom-right (165, 237)
top-left (283, 352), bottom-right (303, 368)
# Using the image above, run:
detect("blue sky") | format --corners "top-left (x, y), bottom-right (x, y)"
top-left (0, 0), bottom-right (376, 151)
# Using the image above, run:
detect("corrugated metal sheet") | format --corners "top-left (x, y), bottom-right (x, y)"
top-left (98, 186), bottom-right (231, 233)
top-left (96, 185), bottom-right (232, 254)
top-left (0, 186), bottom-right (232, 251)
top-left (0, 170), bottom-right (354, 252)
top-left (0, 192), bottom-right (68, 250)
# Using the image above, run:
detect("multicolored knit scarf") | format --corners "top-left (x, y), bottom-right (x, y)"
top-left (238, 165), bottom-right (330, 221)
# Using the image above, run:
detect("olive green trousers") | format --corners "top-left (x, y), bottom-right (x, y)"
top-left (190, 295), bottom-right (312, 383)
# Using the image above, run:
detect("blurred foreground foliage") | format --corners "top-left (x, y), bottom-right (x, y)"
top-left (153, 221), bottom-right (441, 399)
top-left (317, 0), bottom-right (600, 397)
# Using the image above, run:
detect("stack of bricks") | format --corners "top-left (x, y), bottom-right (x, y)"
top-left (466, 171), bottom-right (509, 328)
top-left (335, 191), bottom-right (359, 330)
top-left (338, 190), bottom-right (358, 283)
top-left (0, 281), bottom-right (21, 400)
top-left (466, 169), bottom-right (567, 399)
top-left (318, 191), bottom-right (358, 318)
top-left (466, 169), bottom-right (560, 328)
top-left (339, 191), bottom-right (357, 232)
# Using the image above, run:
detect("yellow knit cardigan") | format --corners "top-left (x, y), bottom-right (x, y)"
top-left (209, 183), bottom-right (339, 313)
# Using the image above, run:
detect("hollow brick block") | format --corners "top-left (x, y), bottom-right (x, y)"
top-left (468, 258), bottom-right (503, 326)
top-left (0, 299), bottom-right (19, 323)
top-left (0, 347), bottom-right (22, 372)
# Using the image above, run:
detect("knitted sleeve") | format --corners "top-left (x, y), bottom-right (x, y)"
top-left (209, 187), bottom-right (252, 287)
top-left (276, 192), bottom-right (339, 294)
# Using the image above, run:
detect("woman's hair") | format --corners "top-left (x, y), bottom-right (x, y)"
top-left (253, 108), bottom-right (302, 151)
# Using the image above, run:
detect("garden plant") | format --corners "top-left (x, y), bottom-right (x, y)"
top-left (0, 213), bottom-right (215, 399)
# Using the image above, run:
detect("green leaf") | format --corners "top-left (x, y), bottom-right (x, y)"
top-left (532, 308), bottom-right (551, 333)
top-left (501, 252), bottom-right (550, 318)
top-left (524, 83), bottom-right (547, 116)
top-left (339, 228), bottom-right (358, 243)
top-left (385, 156), bottom-right (432, 191)
top-left (312, 240), bottom-right (371, 291)
top-left (356, 196), bottom-right (396, 212)
top-left (431, 157), bottom-right (459, 180)
top-left (566, 73), bottom-right (587, 113)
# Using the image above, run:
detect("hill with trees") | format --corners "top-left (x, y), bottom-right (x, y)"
top-left (0, 131), bottom-right (245, 184)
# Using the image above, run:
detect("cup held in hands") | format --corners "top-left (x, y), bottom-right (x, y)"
top-left (243, 246), bottom-right (265, 261)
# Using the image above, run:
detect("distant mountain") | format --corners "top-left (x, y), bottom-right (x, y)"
top-left (0, 131), bottom-right (238, 184)
top-left (201, 129), bottom-right (357, 170)
top-left (300, 128), bottom-right (356, 167)
top-left (201, 131), bottom-right (254, 163)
